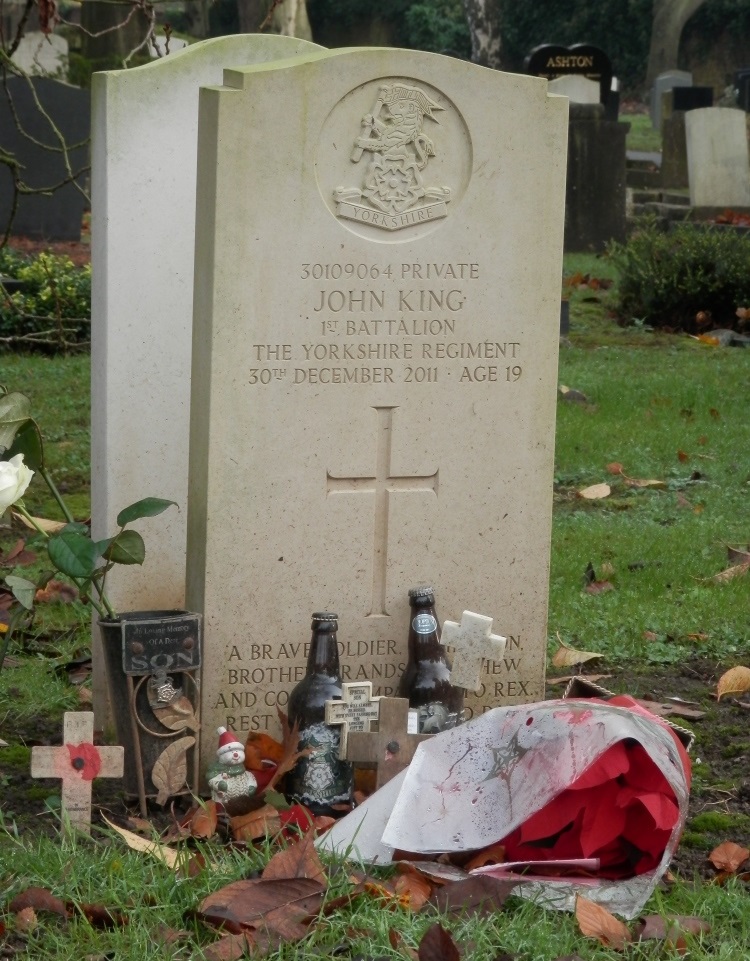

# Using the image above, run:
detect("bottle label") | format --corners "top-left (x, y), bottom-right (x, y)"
top-left (416, 702), bottom-right (465, 734)
top-left (287, 722), bottom-right (352, 808)
top-left (412, 613), bottom-right (438, 635)
top-left (407, 709), bottom-right (419, 734)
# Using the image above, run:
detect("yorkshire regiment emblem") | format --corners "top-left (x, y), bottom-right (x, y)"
top-left (334, 82), bottom-right (451, 232)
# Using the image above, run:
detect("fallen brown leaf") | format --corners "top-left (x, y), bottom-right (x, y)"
top-left (0, 538), bottom-right (36, 566)
top-left (190, 800), bottom-right (219, 839)
top-left (35, 579), bottom-right (78, 604)
top-left (584, 580), bottom-right (614, 595)
top-left (197, 876), bottom-right (325, 941)
top-left (578, 482), bottom-right (611, 500)
top-left (428, 876), bottom-right (518, 917)
top-left (418, 922), bottom-right (461, 961)
top-left (634, 914), bottom-right (710, 947)
top-left (575, 896), bottom-right (631, 950)
top-left (716, 666), bottom-right (750, 700)
top-left (390, 927), bottom-right (419, 960)
top-left (624, 477), bottom-right (666, 489)
top-left (727, 545), bottom-right (750, 565)
top-left (708, 840), bottom-right (750, 873)
top-left (262, 829), bottom-right (327, 885)
top-left (9, 887), bottom-right (68, 919)
top-left (464, 843), bottom-right (506, 870)
top-left (605, 462), bottom-right (624, 475)
top-left (14, 907), bottom-right (37, 934)
top-left (230, 803), bottom-right (281, 842)
top-left (394, 871), bottom-right (433, 911)
top-left (552, 640), bottom-right (604, 668)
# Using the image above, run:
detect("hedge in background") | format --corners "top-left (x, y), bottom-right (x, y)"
top-left (0, 249), bottom-right (91, 353)
top-left (609, 220), bottom-right (750, 333)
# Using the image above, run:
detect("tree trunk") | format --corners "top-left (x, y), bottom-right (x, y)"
top-left (80, 0), bottom-right (151, 63)
top-left (645, 0), bottom-right (706, 88)
top-left (461, 0), bottom-right (502, 69)
top-left (237, 0), bottom-right (311, 40)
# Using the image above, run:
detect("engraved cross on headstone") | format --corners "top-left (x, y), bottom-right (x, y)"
top-left (343, 696), bottom-right (431, 789)
top-left (30, 712), bottom-right (124, 833)
top-left (327, 406), bottom-right (438, 616)
top-left (441, 610), bottom-right (506, 691)
top-left (325, 681), bottom-right (381, 757)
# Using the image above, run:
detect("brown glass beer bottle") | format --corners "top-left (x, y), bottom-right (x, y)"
top-left (398, 586), bottom-right (464, 733)
top-left (286, 612), bottom-right (353, 814)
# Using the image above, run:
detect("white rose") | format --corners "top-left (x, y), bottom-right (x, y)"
top-left (0, 454), bottom-right (34, 512)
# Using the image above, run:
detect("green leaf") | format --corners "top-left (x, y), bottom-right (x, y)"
top-left (116, 497), bottom-right (177, 528)
top-left (47, 531), bottom-right (99, 579)
top-left (5, 574), bottom-right (36, 610)
top-left (61, 521), bottom-right (90, 536)
top-left (0, 392), bottom-right (32, 453)
top-left (5, 418), bottom-right (45, 471)
top-left (103, 529), bottom-right (145, 566)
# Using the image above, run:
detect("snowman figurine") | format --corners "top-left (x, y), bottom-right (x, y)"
top-left (207, 727), bottom-right (258, 815)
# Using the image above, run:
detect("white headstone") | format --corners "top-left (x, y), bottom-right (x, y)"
top-left (11, 31), bottom-right (68, 78)
top-left (149, 36), bottom-right (189, 58)
top-left (187, 48), bottom-right (568, 772)
top-left (90, 35), bottom-right (322, 722)
top-left (650, 70), bottom-right (692, 130)
top-left (686, 107), bottom-right (750, 207)
top-left (548, 75), bottom-right (600, 104)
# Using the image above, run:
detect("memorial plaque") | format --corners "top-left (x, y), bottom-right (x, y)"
top-left (186, 48), bottom-right (568, 774)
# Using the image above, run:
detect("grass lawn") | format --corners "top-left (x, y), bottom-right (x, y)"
top-left (1, 251), bottom-right (749, 960)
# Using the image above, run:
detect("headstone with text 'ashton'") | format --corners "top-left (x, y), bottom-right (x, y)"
top-left (525, 43), bottom-right (612, 105)
top-left (90, 35), bottom-right (321, 725)
top-left (186, 49), bottom-right (568, 774)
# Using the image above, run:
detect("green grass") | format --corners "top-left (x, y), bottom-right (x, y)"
top-left (625, 112), bottom-right (662, 153)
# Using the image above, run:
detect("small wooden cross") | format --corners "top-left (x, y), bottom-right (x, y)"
top-left (441, 610), bottom-right (506, 691)
top-left (325, 681), bottom-right (381, 757)
top-left (343, 697), bottom-right (431, 790)
top-left (30, 712), bottom-right (124, 833)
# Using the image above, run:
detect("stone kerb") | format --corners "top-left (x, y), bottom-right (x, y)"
top-left (90, 34), bottom-right (322, 724)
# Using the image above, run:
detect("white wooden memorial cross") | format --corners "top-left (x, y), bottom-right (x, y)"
top-left (343, 697), bottom-right (431, 790)
top-left (324, 681), bottom-right (381, 757)
top-left (441, 611), bottom-right (507, 692)
top-left (30, 712), bottom-right (124, 833)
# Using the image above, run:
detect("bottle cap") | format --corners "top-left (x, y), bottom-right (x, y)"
top-left (408, 585), bottom-right (434, 600)
top-left (311, 612), bottom-right (338, 622)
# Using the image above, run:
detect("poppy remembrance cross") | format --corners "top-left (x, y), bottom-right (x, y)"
top-left (31, 712), bottom-right (124, 832)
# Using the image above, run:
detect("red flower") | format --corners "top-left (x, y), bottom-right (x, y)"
top-left (66, 742), bottom-right (102, 781)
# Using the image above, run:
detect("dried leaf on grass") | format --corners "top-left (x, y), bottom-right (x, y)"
top-left (14, 907), bottom-right (37, 934)
top-left (552, 640), bottom-right (604, 668)
top-left (708, 841), bottom-right (750, 872)
top-left (262, 829), bottom-right (327, 885)
top-left (428, 876), bottom-right (518, 917)
top-left (35, 579), bottom-right (78, 604)
top-left (231, 803), bottom-right (281, 842)
top-left (418, 922), bottom-right (461, 961)
top-left (634, 914), bottom-right (710, 952)
top-left (727, 545), bottom-right (750, 565)
top-left (575, 896), bottom-right (631, 950)
top-left (151, 736), bottom-right (194, 805)
top-left (189, 800), bottom-right (219, 839)
top-left (559, 384), bottom-right (590, 404)
top-left (197, 876), bottom-right (325, 940)
top-left (390, 927), bottom-right (419, 960)
top-left (706, 562), bottom-right (750, 585)
top-left (102, 815), bottom-right (179, 869)
top-left (0, 538), bottom-right (36, 566)
top-left (716, 666), bottom-right (750, 700)
top-left (578, 483), bottom-right (610, 500)
top-left (9, 887), bottom-right (68, 919)
top-left (12, 511), bottom-right (67, 534)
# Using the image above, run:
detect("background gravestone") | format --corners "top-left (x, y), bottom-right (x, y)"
top-left (548, 75), bottom-right (600, 104)
top-left (650, 70), bottom-right (692, 131)
top-left (661, 111), bottom-right (689, 189)
top-left (186, 48), bottom-right (567, 771)
top-left (564, 103), bottom-right (629, 252)
top-left (10, 31), bottom-right (68, 77)
top-left (686, 107), bottom-right (750, 208)
top-left (0, 77), bottom-right (89, 241)
top-left (90, 34), bottom-right (322, 727)
top-left (525, 43), bottom-right (612, 105)
top-left (672, 86), bottom-right (713, 112)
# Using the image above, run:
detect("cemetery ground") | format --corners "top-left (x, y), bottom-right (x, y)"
top-left (1, 255), bottom-right (750, 958)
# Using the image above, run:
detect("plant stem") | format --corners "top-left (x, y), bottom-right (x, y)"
top-left (39, 467), bottom-right (75, 524)
top-left (13, 503), bottom-right (112, 620)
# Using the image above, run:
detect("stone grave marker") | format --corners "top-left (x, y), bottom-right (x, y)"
top-left (650, 69), bottom-right (692, 130)
top-left (0, 76), bottom-right (88, 241)
top-left (343, 697), bottom-right (431, 788)
top-left (564, 103), bottom-right (629, 252)
top-left (90, 34), bottom-right (322, 725)
top-left (673, 86), bottom-right (713, 112)
top-left (325, 681), bottom-right (381, 756)
top-left (548, 74), bottom-right (600, 104)
top-left (186, 47), bottom-right (568, 774)
top-left (441, 611), bottom-right (506, 691)
top-left (686, 107), bottom-right (750, 207)
top-left (525, 43), bottom-right (612, 105)
top-left (30, 712), bottom-right (124, 833)
top-left (661, 112), bottom-right (689, 189)
top-left (11, 31), bottom-right (68, 77)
